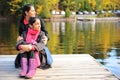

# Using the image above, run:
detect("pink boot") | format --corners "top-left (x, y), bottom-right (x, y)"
top-left (25, 58), bottom-right (37, 79)
top-left (20, 58), bottom-right (28, 77)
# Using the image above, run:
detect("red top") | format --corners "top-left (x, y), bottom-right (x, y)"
top-left (23, 18), bottom-right (28, 25)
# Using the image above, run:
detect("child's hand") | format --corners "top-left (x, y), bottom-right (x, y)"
top-left (27, 44), bottom-right (32, 51)
top-left (20, 44), bottom-right (32, 52)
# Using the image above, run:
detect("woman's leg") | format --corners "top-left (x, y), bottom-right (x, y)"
top-left (14, 53), bottom-right (21, 68)
top-left (44, 46), bottom-right (53, 65)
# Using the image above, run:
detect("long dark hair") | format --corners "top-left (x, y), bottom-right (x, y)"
top-left (29, 17), bottom-right (36, 25)
top-left (20, 4), bottom-right (34, 23)
top-left (29, 16), bottom-right (40, 25)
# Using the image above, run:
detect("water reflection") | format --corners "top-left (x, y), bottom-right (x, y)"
top-left (96, 48), bottom-right (120, 79)
top-left (46, 21), bottom-right (120, 78)
top-left (0, 21), bottom-right (18, 55)
top-left (0, 20), bottom-right (120, 78)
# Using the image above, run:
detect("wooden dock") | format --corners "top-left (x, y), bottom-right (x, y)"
top-left (0, 54), bottom-right (119, 80)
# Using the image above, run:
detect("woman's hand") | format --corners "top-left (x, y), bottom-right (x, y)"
top-left (20, 44), bottom-right (32, 52)
top-left (17, 36), bottom-right (23, 42)
top-left (42, 36), bottom-right (48, 45)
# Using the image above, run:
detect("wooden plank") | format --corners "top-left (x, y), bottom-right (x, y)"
top-left (0, 54), bottom-right (119, 80)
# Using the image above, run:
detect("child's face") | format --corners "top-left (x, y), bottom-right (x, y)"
top-left (32, 19), bottom-right (41, 30)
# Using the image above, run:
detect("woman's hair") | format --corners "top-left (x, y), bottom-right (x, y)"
top-left (29, 17), bottom-right (40, 25)
top-left (20, 4), bottom-right (34, 23)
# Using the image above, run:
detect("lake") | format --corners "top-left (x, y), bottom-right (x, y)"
top-left (0, 19), bottom-right (120, 79)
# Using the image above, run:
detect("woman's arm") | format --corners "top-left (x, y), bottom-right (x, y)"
top-left (16, 39), bottom-right (25, 50)
top-left (39, 17), bottom-right (49, 40)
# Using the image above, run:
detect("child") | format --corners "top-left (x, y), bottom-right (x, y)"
top-left (16, 17), bottom-right (45, 79)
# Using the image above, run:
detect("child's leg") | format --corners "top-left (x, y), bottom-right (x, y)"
top-left (25, 51), bottom-right (37, 79)
top-left (35, 52), bottom-right (41, 67)
top-left (20, 53), bottom-right (28, 77)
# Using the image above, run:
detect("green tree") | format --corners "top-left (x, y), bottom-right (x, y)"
top-left (88, 0), bottom-right (96, 11)
top-left (61, 0), bottom-right (76, 11)
top-left (111, 0), bottom-right (120, 9)
top-left (84, 0), bottom-right (92, 11)
top-left (8, 0), bottom-right (22, 16)
top-left (48, 0), bottom-right (59, 11)
top-left (39, 0), bottom-right (51, 18)
top-left (65, 8), bottom-right (71, 17)
top-left (8, 0), bottom-right (41, 18)
top-left (95, 0), bottom-right (103, 11)
top-left (76, 0), bottom-right (82, 11)
top-left (78, 0), bottom-right (92, 11)
top-left (0, 0), bottom-right (11, 16)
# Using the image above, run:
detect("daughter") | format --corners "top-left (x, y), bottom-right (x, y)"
top-left (16, 17), bottom-right (45, 79)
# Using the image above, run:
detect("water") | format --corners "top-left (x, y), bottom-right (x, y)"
top-left (0, 19), bottom-right (120, 78)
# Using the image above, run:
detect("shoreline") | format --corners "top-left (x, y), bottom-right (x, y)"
top-left (43, 17), bottom-right (120, 22)
top-left (0, 16), bottom-right (120, 22)
top-left (43, 14), bottom-right (120, 21)
top-left (77, 17), bottom-right (120, 21)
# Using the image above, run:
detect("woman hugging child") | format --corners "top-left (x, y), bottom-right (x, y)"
top-left (16, 16), bottom-right (45, 79)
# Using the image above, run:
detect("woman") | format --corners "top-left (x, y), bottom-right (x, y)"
top-left (16, 16), bottom-right (45, 78)
top-left (15, 4), bottom-right (53, 69)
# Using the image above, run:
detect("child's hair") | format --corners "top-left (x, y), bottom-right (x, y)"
top-left (29, 17), bottom-right (40, 25)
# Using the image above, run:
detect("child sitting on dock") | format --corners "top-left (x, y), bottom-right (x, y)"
top-left (16, 16), bottom-right (46, 79)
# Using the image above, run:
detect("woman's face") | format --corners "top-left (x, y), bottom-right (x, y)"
top-left (32, 19), bottom-right (41, 30)
top-left (26, 6), bottom-right (36, 18)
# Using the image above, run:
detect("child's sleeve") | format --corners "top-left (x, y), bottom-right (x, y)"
top-left (16, 39), bottom-right (25, 51)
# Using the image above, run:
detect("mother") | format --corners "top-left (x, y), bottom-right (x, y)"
top-left (15, 4), bottom-right (53, 69)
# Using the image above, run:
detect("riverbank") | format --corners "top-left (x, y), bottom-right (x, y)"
top-left (77, 17), bottom-right (120, 21)
top-left (43, 15), bottom-right (120, 22)
top-left (0, 15), bottom-right (120, 22)
top-left (43, 15), bottom-right (76, 22)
